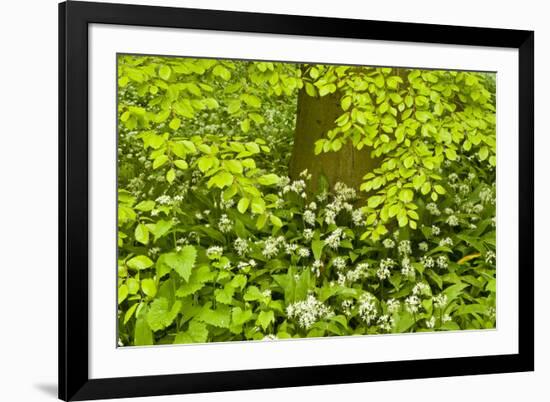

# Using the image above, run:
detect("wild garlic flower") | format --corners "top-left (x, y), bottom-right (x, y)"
top-left (325, 228), bottom-right (345, 249)
top-left (334, 182), bottom-right (357, 201)
top-left (383, 238), bottom-right (396, 249)
top-left (303, 228), bottom-right (314, 241)
top-left (155, 195), bottom-right (172, 205)
top-left (433, 293), bottom-right (448, 309)
top-left (418, 242), bottom-right (429, 251)
top-left (234, 238), bottom-right (248, 256)
top-left (351, 209), bottom-right (365, 226)
top-left (398, 240), bottom-right (412, 255)
top-left (311, 259), bottom-right (323, 277)
top-left (412, 282), bottom-right (430, 296)
top-left (421, 255), bottom-right (435, 269)
top-left (431, 225), bottom-right (441, 236)
top-left (386, 298), bottom-right (401, 314)
top-left (405, 295), bottom-right (421, 314)
top-left (439, 237), bottom-right (454, 247)
top-left (218, 214), bottom-right (233, 233)
top-left (262, 236), bottom-right (285, 258)
top-left (377, 314), bottom-right (395, 332)
top-left (401, 257), bottom-right (415, 277)
top-left (324, 209), bottom-right (337, 225)
top-left (286, 294), bottom-right (333, 329)
top-left (346, 262), bottom-right (369, 283)
top-left (299, 169), bottom-right (312, 180)
top-left (426, 203), bottom-right (441, 216)
top-left (425, 316), bottom-right (436, 329)
top-left (206, 246), bottom-right (223, 260)
top-left (341, 299), bottom-right (354, 317)
top-left (436, 255), bottom-right (448, 269)
top-left (446, 215), bottom-right (459, 227)
top-left (308, 202), bottom-right (317, 211)
top-left (358, 293), bottom-right (378, 324)
top-left (333, 256), bottom-right (347, 271)
top-left (297, 247), bottom-right (310, 258)
top-left (303, 210), bottom-right (316, 226)
top-left (485, 251), bottom-right (496, 264)
top-left (377, 257), bottom-right (395, 280)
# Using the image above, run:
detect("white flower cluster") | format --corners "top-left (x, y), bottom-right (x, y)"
top-left (155, 195), bottom-right (172, 205)
top-left (433, 293), bottom-right (448, 309)
top-left (345, 262), bottom-right (370, 283)
top-left (405, 295), bottom-right (421, 314)
top-left (341, 299), bottom-right (354, 317)
top-left (398, 240), bottom-right (412, 255)
top-left (425, 316), bottom-right (436, 329)
top-left (262, 236), bottom-right (286, 258)
top-left (332, 256), bottom-right (347, 271)
top-left (421, 256), bottom-right (435, 269)
top-left (286, 294), bottom-right (334, 329)
top-left (234, 238), bottom-right (248, 256)
top-left (418, 242), bottom-right (429, 251)
top-left (303, 210), bottom-right (316, 226)
top-left (218, 214), bottom-right (233, 233)
top-left (436, 255), bottom-right (448, 269)
top-left (206, 246), bottom-right (223, 260)
top-left (351, 209), bottom-right (365, 226)
top-left (412, 282), bottom-right (430, 296)
top-left (431, 225), bottom-right (441, 236)
top-left (485, 250), bottom-right (496, 264)
top-left (439, 237), bottom-right (454, 247)
top-left (303, 228), bottom-right (314, 241)
top-left (446, 215), bottom-right (459, 227)
top-left (285, 243), bottom-right (298, 255)
top-left (383, 238), bottom-right (396, 249)
top-left (237, 259), bottom-right (257, 270)
top-left (377, 314), bottom-right (395, 332)
top-left (387, 298), bottom-right (401, 314)
top-left (282, 179), bottom-right (307, 196)
top-left (297, 247), bottom-right (310, 258)
top-left (325, 228), bottom-right (345, 249)
top-left (401, 257), bottom-right (415, 277)
top-left (377, 258), bottom-right (395, 280)
top-left (311, 259), bottom-right (323, 277)
top-left (426, 203), bottom-right (441, 216)
top-left (358, 293), bottom-right (378, 324)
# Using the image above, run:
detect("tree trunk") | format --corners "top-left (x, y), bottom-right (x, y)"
top-left (289, 76), bottom-right (378, 194)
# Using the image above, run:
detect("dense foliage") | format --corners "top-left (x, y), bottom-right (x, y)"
top-left (117, 54), bottom-right (496, 346)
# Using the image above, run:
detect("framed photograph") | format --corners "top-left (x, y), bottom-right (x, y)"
top-left (59, 1), bottom-right (534, 400)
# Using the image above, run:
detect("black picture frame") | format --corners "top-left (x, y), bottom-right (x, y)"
top-left (59, 1), bottom-right (534, 400)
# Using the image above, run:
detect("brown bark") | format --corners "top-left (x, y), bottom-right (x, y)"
top-left (289, 76), bottom-right (378, 194)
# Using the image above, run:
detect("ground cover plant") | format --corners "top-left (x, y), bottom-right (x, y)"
top-left (117, 54), bottom-right (497, 346)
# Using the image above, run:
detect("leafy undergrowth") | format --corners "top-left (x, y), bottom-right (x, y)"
top-left (116, 55), bottom-right (496, 346)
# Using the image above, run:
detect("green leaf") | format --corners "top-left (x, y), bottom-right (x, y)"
top-left (237, 197), bottom-right (250, 214)
top-left (118, 284), bottom-right (128, 304)
top-left (257, 310), bottom-right (275, 331)
top-left (312, 240), bottom-right (324, 260)
top-left (169, 118), bottom-right (181, 130)
top-left (251, 197), bottom-right (266, 214)
top-left (257, 173), bottom-right (280, 186)
top-left (159, 65), bottom-right (171, 80)
top-left (166, 168), bottom-right (176, 184)
top-left (153, 155), bottom-right (169, 169)
top-left (141, 278), bottom-right (157, 298)
top-left (199, 305), bottom-right (231, 328)
top-left (127, 255), bottom-right (154, 270)
top-left (134, 314), bottom-right (153, 346)
top-left (232, 307), bottom-right (253, 326)
top-left (270, 215), bottom-right (283, 227)
top-left (398, 189), bottom-right (414, 203)
top-left (146, 298), bottom-right (181, 331)
top-left (124, 303), bottom-right (139, 324)
top-left (174, 159), bottom-right (188, 170)
top-left (208, 172), bottom-right (234, 189)
top-left (159, 246), bottom-right (197, 281)
top-left (135, 200), bottom-right (155, 211)
top-left (135, 223), bottom-right (149, 245)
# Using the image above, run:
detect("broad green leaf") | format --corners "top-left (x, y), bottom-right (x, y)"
top-left (135, 223), bottom-right (149, 245)
top-left (127, 255), bottom-right (154, 270)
